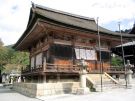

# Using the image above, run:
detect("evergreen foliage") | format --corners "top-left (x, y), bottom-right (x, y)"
top-left (0, 40), bottom-right (29, 73)
top-left (111, 55), bottom-right (123, 68)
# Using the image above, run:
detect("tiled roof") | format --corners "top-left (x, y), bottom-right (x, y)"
top-left (31, 4), bottom-right (134, 37)
top-left (13, 4), bottom-right (135, 50)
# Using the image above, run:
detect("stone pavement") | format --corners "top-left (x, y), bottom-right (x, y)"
top-left (0, 79), bottom-right (135, 101)
top-left (37, 87), bottom-right (135, 101)
top-left (0, 84), bottom-right (41, 101)
top-left (37, 79), bottom-right (135, 101)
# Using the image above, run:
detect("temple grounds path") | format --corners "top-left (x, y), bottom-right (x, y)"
top-left (0, 85), bottom-right (41, 101)
top-left (0, 79), bottom-right (135, 101)
top-left (37, 87), bottom-right (135, 101)
top-left (38, 79), bottom-right (135, 101)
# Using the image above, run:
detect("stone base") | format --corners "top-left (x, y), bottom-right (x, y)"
top-left (76, 87), bottom-right (90, 95)
top-left (126, 84), bottom-right (132, 89)
top-left (13, 82), bottom-right (80, 97)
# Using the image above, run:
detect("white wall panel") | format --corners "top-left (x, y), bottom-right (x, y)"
top-left (31, 57), bottom-right (35, 68)
top-left (75, 48), bottom-right (96, 60)
top-left (36, 53), bottom-right (42, 67)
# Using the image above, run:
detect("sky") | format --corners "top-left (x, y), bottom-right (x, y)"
top-left (0, 0), bottom-right (135, 46)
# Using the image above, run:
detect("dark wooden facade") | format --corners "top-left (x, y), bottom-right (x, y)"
top-left (14, 4), bottom-right (135, 82)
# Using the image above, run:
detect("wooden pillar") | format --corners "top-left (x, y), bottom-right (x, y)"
top-left (95, 61), bottom-right (97, 70)
top-left (34, 55), bottom-right (36, 69)
top-left (43, 35), bottom-right (48, 82)
top-left (72, 36), bottom-right (75, 65)
top-left (43, 74), bottom-right (46, 83)
top-left (108, 42), bottom-right (111, 69)
top-left (57, 74), bottom-right (60, 82)
top-left (31, 75), bottom-right (33, 83)
top-left (38, 75), bottom-right (41, 83)
top-left (102, 61), bottom-right (104, 71)
top-left (43, 57), bottom-right (46, 71)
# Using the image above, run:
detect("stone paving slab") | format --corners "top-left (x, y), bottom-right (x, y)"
top-left (37, 79), bottom-right (135, 101)
top-left (0, 79), bottom-right (135, 101)
top-left (37, 87), bottom-right (135, 101)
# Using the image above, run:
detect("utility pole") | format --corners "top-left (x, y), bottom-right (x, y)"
top-left (97, 17), bottom-right (103, 92)
top-left (118, 22), bottom-right (127, 88)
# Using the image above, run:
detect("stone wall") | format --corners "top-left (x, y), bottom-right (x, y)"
top-left (13, 82), bottom-right (80, 97)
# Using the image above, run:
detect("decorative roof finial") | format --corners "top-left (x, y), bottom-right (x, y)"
top-left (31, 1), bottom-right (35, 8)
top-left (133, 21), bottom-right (135, 27)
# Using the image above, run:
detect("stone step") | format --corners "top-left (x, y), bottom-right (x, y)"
top-left (87, 74), bottom-right (114, 84)
top-left (86, 73), bottom-right (122, 92)
top-left (95, 84), bottom-right (124, 92)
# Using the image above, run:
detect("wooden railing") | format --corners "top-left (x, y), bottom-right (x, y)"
top-left (105, 68), bottom-right (125, 73)
top-left (46, 63), bottom-right (80, 73)
top-left (21, 65), bottom-right (44, 74)
top-left (22, 64), bottom-right (126, 74)
top-left (87, 67), bottom-right (125, 74)
top-left (22, 64), bottom-right (80, 74)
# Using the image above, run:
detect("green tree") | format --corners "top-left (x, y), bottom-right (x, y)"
top-left (11, 51), bottom-right (29, 66)
top-left (3, 46), bottom-right (29, 73)
top-left (0, 39), bottom-right (8, 70)
top-left (0, 38), bottom-right (7, 82)
top-left (111, 56), bottom-right (123, 68)
top-left (0, 40), bottom-right (29, 73)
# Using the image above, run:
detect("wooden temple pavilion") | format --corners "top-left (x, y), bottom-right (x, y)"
top-left (112, 25), bottom-right (135, 73)
top-left (14, 4), bottom-right (135, 83)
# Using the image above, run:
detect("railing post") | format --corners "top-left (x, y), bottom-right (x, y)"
top-left (43, 63), bottom-right (46, 71)
top-left (57, 65), bottom-right (59, 72)
top-left (43, 57), bottom-right (46, 71)
top-left (57, 73), bottom-right (60, 82)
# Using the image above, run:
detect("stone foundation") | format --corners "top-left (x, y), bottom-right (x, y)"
top-left (13, 82), bottom-right (80, 97)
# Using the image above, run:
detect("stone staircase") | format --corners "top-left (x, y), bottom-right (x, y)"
top-left (86, 73), bottom-right (123, 92)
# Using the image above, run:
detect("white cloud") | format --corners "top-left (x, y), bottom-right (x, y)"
top-left (36, 0), bottom-right (135, 24)
top-left (0, 0), bottom-right (31, 45)
top-left (0, 0), bottom-right (135, 45)
top-left (0, 29), bottom-right (22, 46)
top-left (120, 21), bottom-right (134, 30)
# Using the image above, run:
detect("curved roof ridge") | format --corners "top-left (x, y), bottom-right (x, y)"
top-left (33, 3), bottom-right (95, 22)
